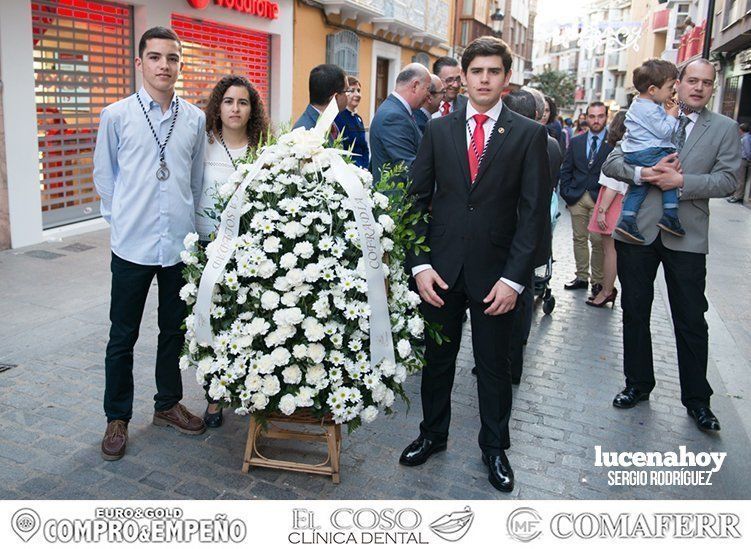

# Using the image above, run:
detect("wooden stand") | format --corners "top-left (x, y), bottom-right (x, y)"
top-left (242, 410), bottom-right (342, 484)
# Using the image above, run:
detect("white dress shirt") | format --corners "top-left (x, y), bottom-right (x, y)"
top-left (412, 98), bottom-right (525, 295)
top-left (93, 87), bottom-right (206, 267)
top-left (431, 98), bottom-right (459, 119)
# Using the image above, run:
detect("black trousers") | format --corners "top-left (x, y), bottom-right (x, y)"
top-left (419, 271), bottom-right (515, 453)
top-left (508, 275), bottom-right (535, 382)
top-left (104, 253), bottom-right (186, 422)
top-left (616, 236), bottom-right (712, 410)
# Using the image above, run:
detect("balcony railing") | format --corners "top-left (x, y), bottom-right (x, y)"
top-left (373, 0), bottom-right (448, 45)
top-left (319, 0), bottom-right (386, 22)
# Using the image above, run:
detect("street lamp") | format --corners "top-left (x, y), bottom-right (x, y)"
top-left (490, 6), bottom-right (504, 37)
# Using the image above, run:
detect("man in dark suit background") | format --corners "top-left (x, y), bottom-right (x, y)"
top-left (293, 64), bottom-right (348, 133)
top-left (399, 37), bottom-right (551, 493)
top-left (559, 101), bottom-right (613, 296)
top-left (369, 63), bottom-right (431, 182)
top-left (432, 56), bottom-right (468, 118)
top-left (413, 74), bottom-right (444, 134)
top-left (502, 89), bottom-right (562, 383)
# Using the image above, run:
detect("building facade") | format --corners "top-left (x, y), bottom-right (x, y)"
top-left (292, 0), bottom-right (453, 128)
top-left (454, 0), bottom-right (536, 88)
top-left (713, 0), bottom-right (751, 126)
top-left (0, 0), bottom-right (295, 250)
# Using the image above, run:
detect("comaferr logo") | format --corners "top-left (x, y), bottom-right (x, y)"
top-left (550, 513), bottom-right (741, 539)
top-left (506, 507), bottom-right (542, 542)
top-left (429, 506), bottom-right (475, 542)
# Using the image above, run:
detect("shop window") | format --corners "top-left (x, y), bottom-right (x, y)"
top-left (32, 0), bottom-right (134, 228)
top-left (171, 14), bottom-right (271, 111)
top-left (326, 31), bottom-right (359, 77)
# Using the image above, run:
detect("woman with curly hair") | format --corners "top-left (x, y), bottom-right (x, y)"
top-left (197, 75), bottom-right (268, 427)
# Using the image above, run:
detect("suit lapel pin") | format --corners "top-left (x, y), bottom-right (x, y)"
top-left (498, 127), bottom-right (505, 135)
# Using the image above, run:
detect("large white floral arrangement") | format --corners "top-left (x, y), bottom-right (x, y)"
top-left (178, 125), bottom-right (429, 429)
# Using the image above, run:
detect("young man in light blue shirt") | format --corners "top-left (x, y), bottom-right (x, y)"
top-left (616, 59), bottom-right (683, 243)
top-left (93, 26), bottom-right (207, 461)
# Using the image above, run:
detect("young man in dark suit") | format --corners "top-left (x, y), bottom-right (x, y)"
top-left (559, 102), bottom-right (613, 297)
top-left (399, 37), bottom-right (551, 493)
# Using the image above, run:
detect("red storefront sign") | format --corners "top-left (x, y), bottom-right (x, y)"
top-left (186, 0), bottom-right (279, 20)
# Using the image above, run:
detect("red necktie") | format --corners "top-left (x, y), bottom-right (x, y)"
top-left (468, 113), bottom-right (488, 183)
top-left (330, 123), bottom-right (339, 140)
top-left (441, 101), bottom-right (451, 116)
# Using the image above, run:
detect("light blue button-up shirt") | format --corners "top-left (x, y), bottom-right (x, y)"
top-left (93, 87), bottom-right (206, 267)
top-left (622, 97), bottom-right (678, 153)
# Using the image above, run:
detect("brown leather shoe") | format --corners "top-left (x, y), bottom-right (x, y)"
top-left (153, 403), bottom-right (206, 435)
top-left (101, 420), bottom-right (128, 461)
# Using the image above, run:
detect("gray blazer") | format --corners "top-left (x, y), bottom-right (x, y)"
top-left (602, 108), bottom-right (741, 254)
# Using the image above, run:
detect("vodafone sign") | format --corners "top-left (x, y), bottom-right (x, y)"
top-left (186, 0), bottom-right (280, 20)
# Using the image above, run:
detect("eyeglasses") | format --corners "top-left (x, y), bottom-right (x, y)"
top-left (442, 76), bottom-right (462, 85)
top-left (430, 90), bottom-right (444, 96)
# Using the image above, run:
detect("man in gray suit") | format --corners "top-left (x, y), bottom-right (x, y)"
top-left (602, 59), bottom-right (741, 432)
top-left (369, 63), bottom-right (431, 182)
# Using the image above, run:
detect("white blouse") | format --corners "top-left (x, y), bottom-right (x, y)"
top-left (599, 172), bottom-right (629, 196)
top-left (196, 136), bottom-right (248, 240)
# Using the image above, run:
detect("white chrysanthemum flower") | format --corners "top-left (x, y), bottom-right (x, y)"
top-left (180, 250), bottom-right (198, 266)
top-left (260, 290), bottom-right (280, 311)
top-left (183, 232), bottom-right (199, 251)
top-left (261, 375), bottom-right (281, 396)
top-left (279, 393), bottom-right (297, 415)
top-left (293, 241), bottom-right (315, 259)
top-left (397, 339), bottom-right (412, 359)
top-left (308, 343), bottom-right (326, 363)
top-left (280, 252), bottom-right (297, 269)
top-left (179, 282), bottom-right (197, 304)
top-left (282, 365), bottom-right (302, 384)
top-left (250, 392), bottom-right (269, 411)
top-left (263, 236), bottom-right (281, 253)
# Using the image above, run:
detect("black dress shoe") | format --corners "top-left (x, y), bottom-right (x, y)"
top-left (203, 405), bottom-right (223, 428)
top-left (612, 387), bottom-right (650, 409)
top-left (482, 451), bottom-right (514, 492)
top-left (399, 436), bottom-right (447, 466)
top-left (564, 278), bottom-right (588, 290)
top-left (687, 407), bottom-right (721, 432)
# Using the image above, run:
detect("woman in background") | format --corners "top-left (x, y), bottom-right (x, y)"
top-left (198, 75), bottom-right (269, 427)
top-left (335, 76), bottom-right (370, 169)
top-left (586, 111), bottom-right (628, 308)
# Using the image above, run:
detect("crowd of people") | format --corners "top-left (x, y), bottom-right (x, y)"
top-left (92, 25), bottom-right (744, 495)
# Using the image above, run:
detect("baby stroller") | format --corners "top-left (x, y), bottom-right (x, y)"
top-left (534, 191), bottom-right (560, 315)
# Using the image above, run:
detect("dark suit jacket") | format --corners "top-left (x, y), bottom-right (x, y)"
top-left (413, 108), bottom-right (429, 134)
top-left (369, 94), bottom-right (422, 181)
top-left (407, 105), bottom-right (552, 302)
top-left (292, 104), bottom-right (320, 130)
top-left (534, 136), bottom-right (564, 266)
top-left (559, 131), bottom-right (613, 206)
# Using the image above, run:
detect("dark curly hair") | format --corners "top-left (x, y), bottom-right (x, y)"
top-left (204, 75), bottom-right (268, 147)
top-left (606, 111), bottom-right (627, 147)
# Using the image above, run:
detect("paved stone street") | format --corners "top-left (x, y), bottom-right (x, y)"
top-left (1, 200), bottom-right (749, 500)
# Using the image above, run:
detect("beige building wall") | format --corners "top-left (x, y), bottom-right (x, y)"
top-left (292, 2), bottom-right (454, 127)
